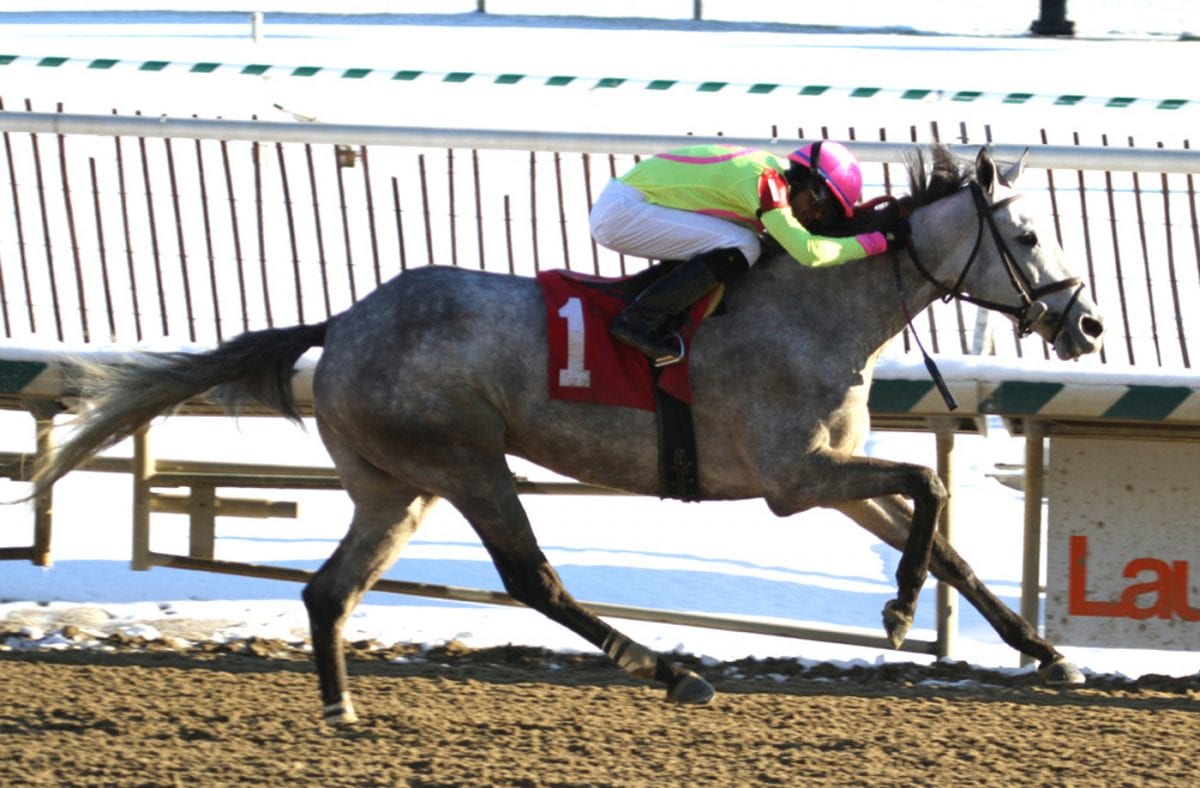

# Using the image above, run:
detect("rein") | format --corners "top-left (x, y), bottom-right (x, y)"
top-left (892, 178), bottom-right (1086, 410)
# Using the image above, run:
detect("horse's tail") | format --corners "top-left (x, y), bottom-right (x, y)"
top-left (26, 321), bottom-right (327, 502)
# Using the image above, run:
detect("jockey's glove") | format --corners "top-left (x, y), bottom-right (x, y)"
top-left (883, 214), bottom-right (911, 251)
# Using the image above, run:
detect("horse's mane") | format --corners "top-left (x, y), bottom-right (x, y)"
top-left (817, 143), bottom-right (971, 237)
top-left (903, 143), bottom-right (973, 210)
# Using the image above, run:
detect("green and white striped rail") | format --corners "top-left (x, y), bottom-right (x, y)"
top-left (1, 52), bottom-right (1194, 112)
top-left (868, 357), bottom-right (1200, 431)
top-left (4, 349), bottom-right (1200, 431)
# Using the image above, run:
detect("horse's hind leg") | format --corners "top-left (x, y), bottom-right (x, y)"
top-left (449, 462), bottom-right (714, 705)
top-left (302, 448), bottom-right (438, 726)
top-left (838, 496), bottom-right (1084, 684)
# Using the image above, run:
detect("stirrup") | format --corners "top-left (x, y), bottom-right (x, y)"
top-left (652, 334), bottom-right (686, 368)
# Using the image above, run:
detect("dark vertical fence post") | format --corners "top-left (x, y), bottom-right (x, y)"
top-left (472, 149), bottom-right (485, 270)
top-left (334, 146), bottom-right (356, 303)
top-left (1128, 135), bottom-right (1163, 366)
top-left (447, 148), bottom-right (459, 267)
top-left (194, 138), bottom-right (224, 343)
top-left (1186, 139), bottom-right (1200, 371)
top-left (390, 176), bottom-right (409, 272)
top-left (219, 139), bottom-right (250, 333)
top-left (360, 146), bottom-right (382, 286)
top-left (607, 153), bottom-right (627, 275)
top-left (164, 138), bottom-right (197, 342)
top-left (949, 123), bottom-right (969, 354)
top-left (0, 99), bottom-right (27, 335)
top-left (88, 158), bottom-right (117, 340)
top-left (253, 140), bottom-right (274, 327)
top-left (56, 113), bottom-right (89, 343)
top-left (1157, 142), bottom-right (1189, 368)
top-left (923, 121), bottom-right (941, 354)
top-left (114, 130), bottom-right (144, 341)
top-left (582, 153), bottom-right (600, 275)
top-left (418, 153), bottom-right (434, 266)
top-left (553, 152), bottom-right (570, 270)
top-left (1097, 133), bottom-right (1132, 364)
top-left (529, 151), bottom-right (541, 272)
top-left (28, 107), bottom-right (64, 340)
top-left (136, 131), bottom-right (169, 338)
top-left (303, 144), bottom-right (332, 318)
top-left (503, 194), bottom-right (516, 274)
top-left (1060, 129), bottom-right (1103, 363)
top-left (274, 142), bottom-right (305, 324)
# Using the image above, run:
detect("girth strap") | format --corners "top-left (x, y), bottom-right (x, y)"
top-left (653, 365), bottom-right (700, 501)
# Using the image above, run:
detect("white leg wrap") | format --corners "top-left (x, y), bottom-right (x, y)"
top-left (323, 693), bottom-right (359, 725)
top-left (602, 633), bottom-right (657, 679)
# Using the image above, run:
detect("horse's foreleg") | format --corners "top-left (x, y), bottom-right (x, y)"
top-left (773, 456), bottom-right (945, 649)
top-left (884, 464), bottom-right (946, 648)
top-left (303, 492), bottom-right (436, 726)
top-left (454, 472), bottom-right (714, 705)
top-left (839, 496), bottom-right (1083, 684)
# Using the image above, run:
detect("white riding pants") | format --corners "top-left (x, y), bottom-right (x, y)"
top-left (589, 179), bottom-right (763, 264)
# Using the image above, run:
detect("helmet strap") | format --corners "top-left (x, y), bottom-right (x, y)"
top-left (809, 140), bottom-right (823, 180)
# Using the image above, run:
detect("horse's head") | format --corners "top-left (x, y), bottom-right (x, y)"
top-left (909, 147), bottom-right (1105, 361)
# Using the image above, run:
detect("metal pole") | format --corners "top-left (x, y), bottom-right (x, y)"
top-left (1031, 0), bottom-right (1074, 36)
top-left (149, 554), bottom-right (942, 655)
top-left (933, 420), bottom-right (958, 658)
top-left (30, 406), bottom-right (56, 567)
top-left (131, 426), bottom-right (153, 571)
top-left (187, 484), bottom-right (217, 560)
top-left (1019, 421), bottom-right (1046, 666)
top-left (5, 113), bottom-right (1199, 174)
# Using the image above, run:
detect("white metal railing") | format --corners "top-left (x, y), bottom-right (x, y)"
top-left (3, 112), bottom-right (1198, 172)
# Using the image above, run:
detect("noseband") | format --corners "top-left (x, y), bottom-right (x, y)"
top-left (904, 179), bottom-right (1085, 342)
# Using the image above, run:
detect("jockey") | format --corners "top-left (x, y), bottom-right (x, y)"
top-left (589, 140), bottom-right (910, 364)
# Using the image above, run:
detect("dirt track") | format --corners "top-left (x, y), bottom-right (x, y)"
top-left (1, 639), bottom-right (1197, 786)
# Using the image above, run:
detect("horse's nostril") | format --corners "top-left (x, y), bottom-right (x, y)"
top-left (1082, 317), bottom-right (1104, 338)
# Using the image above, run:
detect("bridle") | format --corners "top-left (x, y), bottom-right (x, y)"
top-left (903, 178), bottom-right (1086, 342)
top-left (892, 176), bottom-right (1087, 411)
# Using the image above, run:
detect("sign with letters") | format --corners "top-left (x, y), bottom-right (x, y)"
top-left (1045, 437), bottom-right (1200, 650)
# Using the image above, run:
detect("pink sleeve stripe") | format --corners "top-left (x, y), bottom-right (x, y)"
top-left (656, 147), bottom-right (756, 165)
top-left (696, 207), bottom-right (756, 224)
top-left (856, 231), bottom-right (888, 257)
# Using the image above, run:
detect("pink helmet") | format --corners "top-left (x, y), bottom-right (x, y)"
top-left (787, 141), bottom-right (863, 218)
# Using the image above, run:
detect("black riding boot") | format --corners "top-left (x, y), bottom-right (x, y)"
top-left (610, 248), bottom-right (748, 365)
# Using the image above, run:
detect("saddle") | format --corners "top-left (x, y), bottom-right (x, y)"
top-left (537, 265), bottom-right (724, 501)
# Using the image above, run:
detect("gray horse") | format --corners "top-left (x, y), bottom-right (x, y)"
top-left (26, 146), bottom-right (1104, 725)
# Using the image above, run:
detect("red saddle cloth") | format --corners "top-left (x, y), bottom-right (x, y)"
top-left (537, 268), bottom-right (719, 412)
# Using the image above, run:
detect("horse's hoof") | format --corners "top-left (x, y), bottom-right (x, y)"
top-left (667, 670), bottom-right (715, 705)
top-left (325, 711), bottom-right (359, 727)
top-left (1038, 657), bottom-right (1085, 685)
top-left (882, 599), bottom-right (912, 649)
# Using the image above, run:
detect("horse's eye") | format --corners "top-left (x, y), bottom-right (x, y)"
top-left (1016, 231), bottom-right (1038, 247)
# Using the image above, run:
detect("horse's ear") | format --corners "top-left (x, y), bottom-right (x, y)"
top-left (1000, 148), bottom-right (1029, 187)
top-left (975, 148), bottom-right (998, 195)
